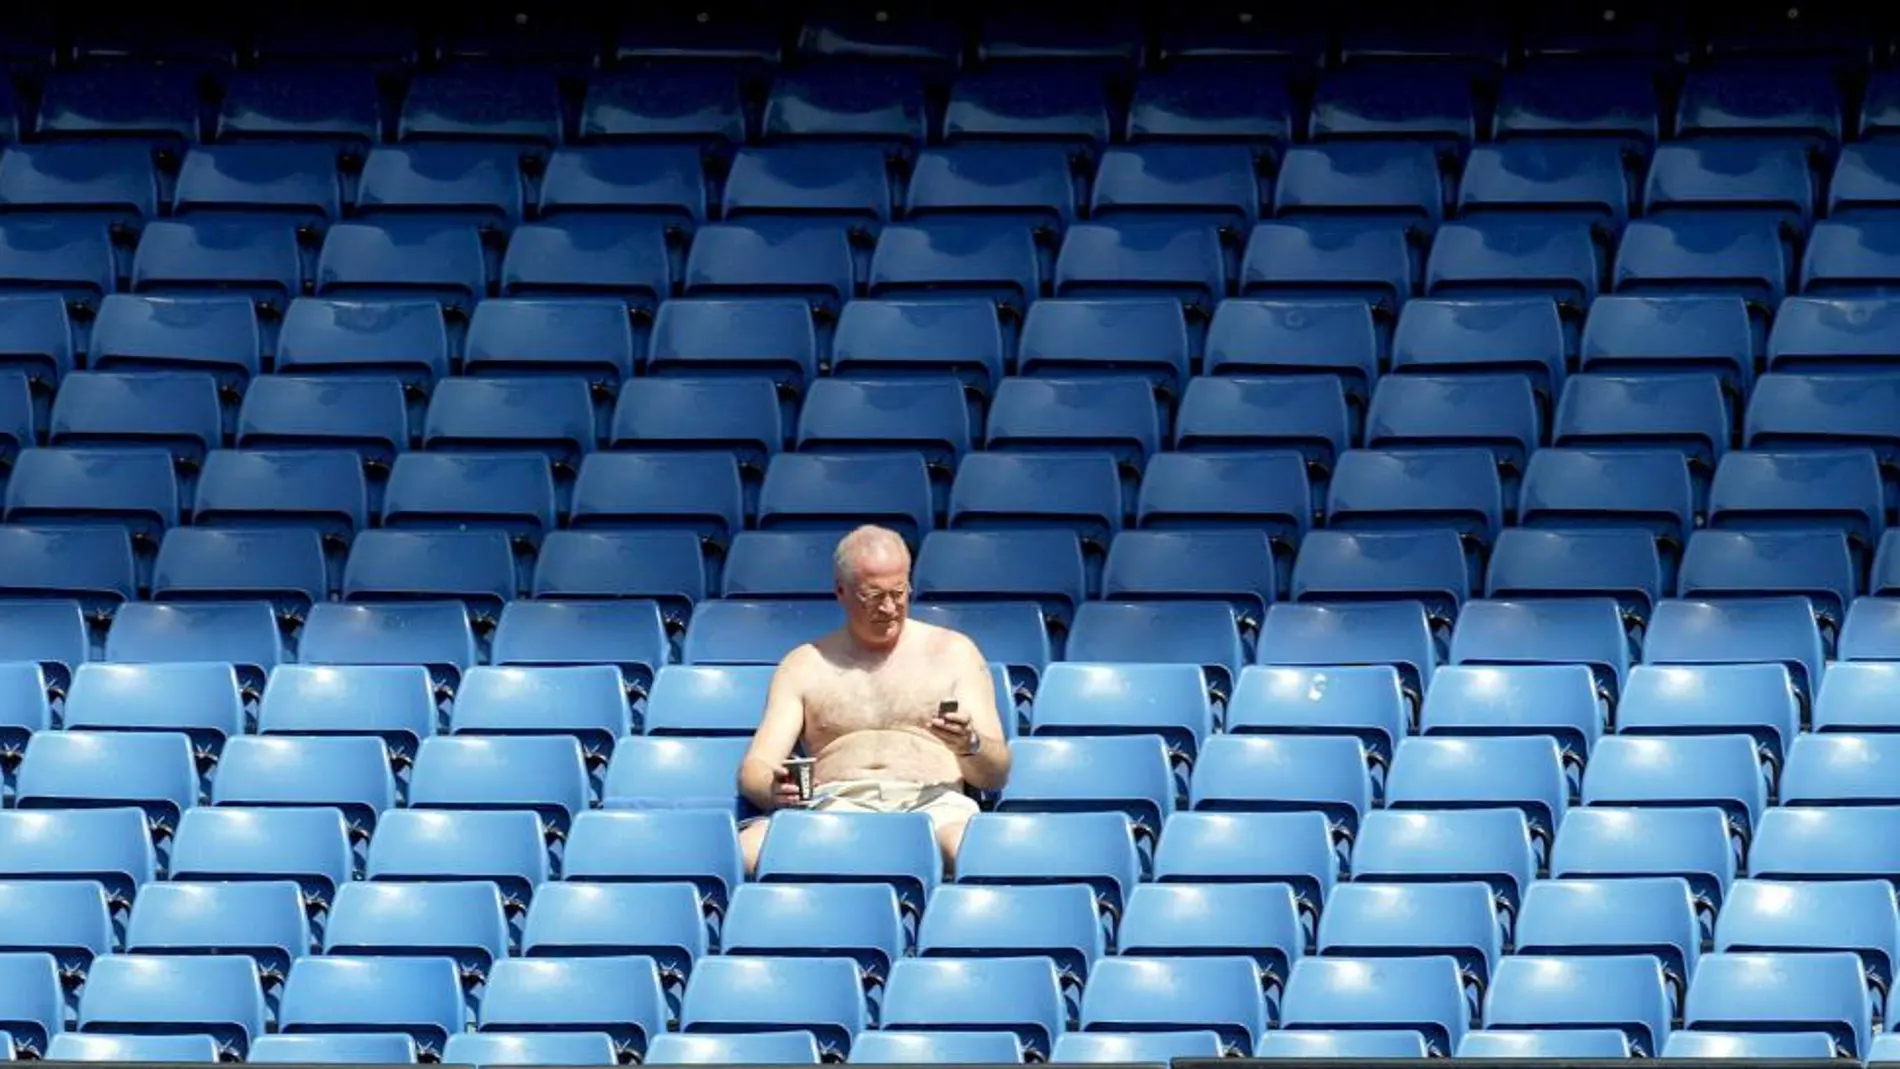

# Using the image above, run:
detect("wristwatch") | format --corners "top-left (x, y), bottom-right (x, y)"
top-left (962, 733), bottom-right (982, 758)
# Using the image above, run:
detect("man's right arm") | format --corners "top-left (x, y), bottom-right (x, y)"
top-left (737, 654), bottom-right (807, 811)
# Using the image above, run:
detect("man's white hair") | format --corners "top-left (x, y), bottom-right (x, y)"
top-left (834, 525), bottom-right (910, 585)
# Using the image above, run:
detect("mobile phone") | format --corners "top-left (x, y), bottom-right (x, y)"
top-left (938, 699), bottom-right (959, 715)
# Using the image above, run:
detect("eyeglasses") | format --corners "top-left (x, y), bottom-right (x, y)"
top-left (851, 586), bottom-right (910, 607)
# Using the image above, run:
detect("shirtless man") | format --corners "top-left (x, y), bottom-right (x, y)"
top-left (737, 525), bottom-right (1012, 876)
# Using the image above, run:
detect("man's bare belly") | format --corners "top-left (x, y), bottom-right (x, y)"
top-left (810, 728), bottom-right (963, 787)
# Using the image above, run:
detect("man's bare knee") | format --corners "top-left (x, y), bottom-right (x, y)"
top-left (933, 815), bottom-right (972, 878)
top-left (739, 818), bottom-right (770, 878)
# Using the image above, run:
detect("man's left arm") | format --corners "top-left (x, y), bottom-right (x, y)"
top-left (951, 639), bottom-right (1012, 791)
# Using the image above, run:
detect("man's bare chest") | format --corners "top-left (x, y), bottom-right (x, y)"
top-left (805, 660), bottom-right (957, 735)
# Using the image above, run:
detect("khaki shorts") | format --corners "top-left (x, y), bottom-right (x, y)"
top-left (747, 779), bottom-right (979, 830)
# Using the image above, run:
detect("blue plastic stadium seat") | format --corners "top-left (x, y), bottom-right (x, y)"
top-left (278, 956), bottom-right (468, 1058)
top-left (0, 143), bottom-right (159, 229)
top-left (987, 377), bottom-right (1160, 479)
top-left (1239, 221), bottom-right (1414, 314)
top-left (126, 881), bottom-right (310, 984)
top-left (1310, 62), bottom-right (1476, 158)
top-left (643, 664), bottom-right (771, 738)
top-left (422, 376), bottom-right (594, 475)
top-left (355, 145), bottom-right (526, 230)
top-left (1494, 58), bottom-right (1660, 146)
top-left (1484, 529), bottom-right (1663, 626)
top-left (902, 146), bottom-right (1077, 235)
top-left (1458, 142), bottom-right (1632, 228)
top-left (1126, 57), bottom-right (1294, 147)
top-left (1067, 601), bottom-right (1244, 701)
top-left (173, 144), bottom-right (345, 230)
top-left (450, 664), bottom-right (631, 762)
top-left (914, 529), bottom-right (1087, 630)
top-left (499, 221), bottom-right (671, 309)
top-left (1017, 298), bottom-right (1192, 400)
top-left (944, 68), bottom-right (1111, 152)
top-left (0, 295), bottom-right (73, 399)
top-left (564, 809), bottom-right (744, 916)
top-left (763, 66), bottom-right (929, 155)
top-left (1424, 220), bottom-right (1602, 313)
top-left (0, 526), bottom-right (135, 618)
top-left (0, 952), bottom-right (62, 1056)
top-left (1519, 448), bottom-right (1694, 561)
top-left (1258, 601), bottom-right (1437, 706)
top-left (1326, 448), bottom-right (1503, 563)
top-left (258, 663), bottom-right (434, 767)
top-left (77, 954), bottom-right (267, 1057)
top-left (1387, 736), bottom-right (1568, 852)
top-left (1353, 808), bottom-right (1538, 921)
top-left (479, 957), bottom-right (668, 1059)
top-left (956, 811), bottom-right (1140, 925)
top-left (1049, 1032), bottom-right (1224, 1063)
top-left (1171, 376), bottom-right (1351, 478)
top-left (381, 451), bottom-right (557, 545)
top-left (13, 731), bottom-right (194, 836)
top-left (868, 222), bottom-right (1041, 319)
top-left (755, 810), bottom-right (941, 920)
top-left (1618, 663), bottom-right (1800, 774)
top-left (366, 809), bottom-right (548, 913)
top-left (1268, 1031), bottom-right (1434, 1058)
top-left (248, 1034), bottom-right (421, 1064)
top-left (848, 1032), bottom-right (1023, 1065)
top-left (680, 957), bottom-right (868, 1060)
top-left (442, 1033), bottom-right (618, 1068)
top-left (1030, 663), bottom-right (1212, 775)
top-left (1644, 597), bottom-right (1826, 707)
top-left (342, 530), bottom-right (517, 623)
top-left (1202, 299), bottom-right (1381, 407)
top-left (1484, 955), bottom-right (1673, 1055)
top-left (37, 66), bottom-right (200, 147)
top-left (65, 661), bottom-right (244, 762)
top-left (1391, 298), bottom-right (1568, 402)
top-left (1292, 529), bottom-right (1468, 625)
top-left (1816, 661), bottom-right (1900, 731)
top-left (830, 300), bottom-right (1007, 399)
top-left (1274, 143), bottom-right (1442, 228)
top-left (5, 446), bottom-right (178, 552)
top-left (1554, 373), bottom-right (1729, 481)
top-left (93, 291), bottom-right (266, 389)
top-left (276, 298), bottom-right (453, 398)
top-left (408, 735), bottom-right (590, 839)
top-left (494, 592), bottom-right (663, 682)
top-left (578, 69), bottom-right (746, 147)
top-left (724, 146), bottom-right (894, 231)
top-left (1516, 878), bottom-right (1701, 1006)
top-left (1680, 530), bottom-right (1857, 632)
top-left (949, 453), bottom-right (1122, 560)
top-left (1644, 142), bottom-right (1815, 240)
top-left (1367, 375), bottom-right (1541, 481)
top-left (399, 69), bottom-right (561, 146)
top-left (1612, 219), bottom-right (1787, 331)
top-left (1768, 296), bottom-right (1900, 374)
top-left (1717, 878), bottom-right (1900, 1012)
top-left (917, 883), bottom-right (1101, 994)
top-left (216, 67), bottom-right (383, 148)
top-left (1579, 295), bottom-right (1756, 404)
top-left (1319, 881), bottom-right (1499, 998)
top-left (1677, 57), bottom-right (1841, 149)
top-left (605, 380), bottom-right (779, 487)
top-left (232, 383), bottom-right (405, 482)
top-left (1420, 664), bottom-right (1602, 775)
top-left (883, 958), bottom-right (1067, 1057)
top-left (212, 735), bottom-right (396, 838)
top-left (1190, 735), bottom-right (1369, 854)
top-left (130, 220), bottom-right (304, 314)
top-left (1280, 955), bottom-right (1470, 1055)
top-left (1665, 1032), bottom-right (1837, 1059)
top-left (1842, 598), bottom-right (1900, 661)
top-left (797, 378), bottom-right (970, 483)
top-left (1223, 665), bottom-right (1406, 778)
top-left (1683, 952), bottom-right (1869, 1059)
top-left (1136, 453), bottom-right (1311, 558)
top-left (682, 600), bottom-right (841, 666)
top-left (0, 219), bottom-right (114, 311)
top-left (531, 531), bottom-right (701, 625)
top-left (1102, 530), bottom-right (1276, 629)
top-left (314, 222), bottom-right (486, 317)
top-left (725, 883), bottom-right (904, 986)
top-left (0, 879), bottom-right (113, 979)
top-left (1753, 807), bottom-right (1900, 889)
top-left (758, 452), bottom-right (933, 544)
top-left (46, 1034), bottom-right (219, 1062)
top-left (601, 736), bottom-right (751, 814)
top-left (1551, 807), bottom-right (1737, 930)
top-left (50, 371), bottom-right (220, 474)
top-left (683, 223), bottom-right (856, 316)
top-left (649, 299), bottom-right (819, 399)
top-left (168, 807), bottom-right (352, 912)
top-left (1583, 734), bottom-right (1766, 852)
top-left (645, 1033), bottom-right (820, 1066)
top-left (571, 452), bottom-right (747, 548)
top-left (465, 298), bottom-right (639, 387)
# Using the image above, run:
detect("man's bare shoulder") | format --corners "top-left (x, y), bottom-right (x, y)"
top-left (904, 617), bottom-right (984, 661)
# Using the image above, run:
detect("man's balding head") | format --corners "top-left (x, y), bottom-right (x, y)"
top-left (833, 525), bottom-right (911, 586)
